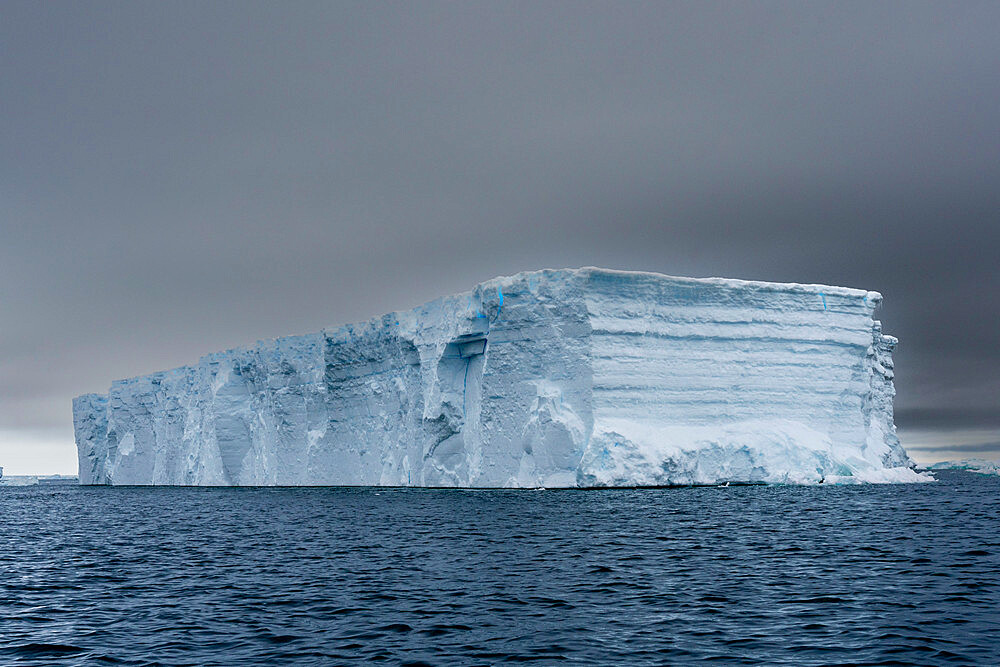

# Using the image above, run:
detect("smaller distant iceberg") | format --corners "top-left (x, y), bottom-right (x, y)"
top-left (0, 474), bottom-right (79, 486)
top-left (926, 459), bottom-right (1000, 476)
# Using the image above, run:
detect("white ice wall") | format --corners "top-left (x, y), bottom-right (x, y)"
top-left (577, 271), bottom-right (916, 485)
top-left (73, 268), bottom-right (923, 486)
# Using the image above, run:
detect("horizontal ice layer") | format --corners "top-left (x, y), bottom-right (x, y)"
top-left (73, 267), bottom-right (926, 486)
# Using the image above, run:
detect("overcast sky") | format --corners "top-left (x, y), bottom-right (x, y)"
top-left (2, 1), bottom-right (998, 474)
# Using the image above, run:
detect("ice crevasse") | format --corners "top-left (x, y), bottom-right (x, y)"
top-left (73, 268), bottom-right (931, 486)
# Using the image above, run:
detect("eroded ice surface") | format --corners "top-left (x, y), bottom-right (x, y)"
top-left (73, 268), bottom-right (928, 486)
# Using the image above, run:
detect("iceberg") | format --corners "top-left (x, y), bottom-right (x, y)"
top-left (926, 459), bottom-right (1000, 476)
top-left (73, 267), bottom-right (929, 486)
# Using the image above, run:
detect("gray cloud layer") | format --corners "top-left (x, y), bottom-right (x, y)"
top-left (2, 2), bottom-right (998, 463)
top-left (906, 441), bottom-right (1000, 454)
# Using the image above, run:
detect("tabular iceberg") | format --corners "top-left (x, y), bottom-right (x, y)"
top-left (926, 460), bottom-right (1000, 476)
top-left (73, 267), bottom-right (928, 486)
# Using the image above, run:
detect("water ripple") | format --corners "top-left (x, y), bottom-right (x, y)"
top-left (1, 471), bottom-right (998, 665)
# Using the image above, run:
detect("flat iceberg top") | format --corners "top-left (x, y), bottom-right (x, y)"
top-left (73, 266), bottom-right (916, 487)
top-left (527, 267), bottom-right (879, 299)
top-left (458, 267), bottom-right (881, 325)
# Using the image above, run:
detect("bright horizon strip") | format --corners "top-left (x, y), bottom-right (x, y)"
top-left (0, 428), bottom-right (78, 476)
top-left (897, 428), bottom-right (1000, 466)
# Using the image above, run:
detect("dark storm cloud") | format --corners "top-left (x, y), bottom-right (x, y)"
top-left (906, 441), bottom-right (1000, 454)
top-left (1, 1), bottom-right (998, 468)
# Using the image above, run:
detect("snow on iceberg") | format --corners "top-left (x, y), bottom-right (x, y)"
top-left (73, 267), bottom-right (929, 486)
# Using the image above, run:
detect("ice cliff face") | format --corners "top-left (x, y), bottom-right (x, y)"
top-left (73, 268), bottom-right (927, 486)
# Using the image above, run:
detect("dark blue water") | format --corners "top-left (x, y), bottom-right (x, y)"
top-left (2, 471), bottom-right (998, 666)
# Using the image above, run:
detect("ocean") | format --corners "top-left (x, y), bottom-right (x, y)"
top-left (2, 471), bottom-right (997, 665)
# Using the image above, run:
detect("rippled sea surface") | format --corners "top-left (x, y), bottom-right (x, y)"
top-left (2, 471), bottom-right (999, 665)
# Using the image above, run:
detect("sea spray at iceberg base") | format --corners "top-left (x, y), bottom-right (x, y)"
top-left (73, 268), bottom-right (929, 486)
